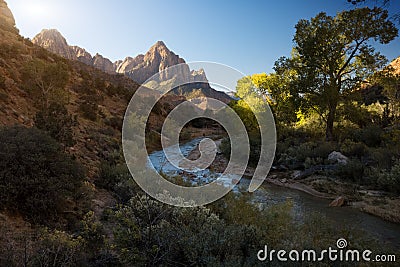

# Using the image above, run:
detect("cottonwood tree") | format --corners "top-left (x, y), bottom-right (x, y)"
top-left (281, 7), bottom-right (397, 140)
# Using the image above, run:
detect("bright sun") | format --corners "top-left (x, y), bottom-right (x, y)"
top-left (25, 2), bottom-right (49, 17)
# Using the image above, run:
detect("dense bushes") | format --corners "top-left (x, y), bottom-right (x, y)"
top-left (79, 95), bottom-right (99, 121)
top-left (350, 125), bottom-right (383, 147)
top-left (376, 161), bottom-right (400, 194)
top-left (21, 59), bottom-right (70, 108)
top-left (35, 102), bottom-right (77, 147)
top-left (0, 126), bottom-right (84, 224)
top-left (96, 160), bottom-right (141, 203)
top-left (275, 140), bottom-right (337, 169)
top-left (110, 195), bottom-right (277, 266)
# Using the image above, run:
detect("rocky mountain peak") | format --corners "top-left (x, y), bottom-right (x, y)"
top-left (115, 41), bottom-right (187, 84)
top-left (153, 40), bottom-right (167, 49)
top-left (32, 31), bottom-right (232, 102)
top-left (0, 0), bottom-right (16, 30)
top-left (35, 29), bottom-right (65, 43)
top-left (32, 29), bottom-right (115, 74)
top-left (33, 29), bottom-right (75, 59)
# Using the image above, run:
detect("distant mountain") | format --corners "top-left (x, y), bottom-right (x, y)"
top-left (32, 29), bottom-right (116, 74)
top-left (32, 29), bottom-right (232, 103)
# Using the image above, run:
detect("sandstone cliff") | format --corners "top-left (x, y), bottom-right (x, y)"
top-left (32, 29), bottom-right (116, 74)
top-left (32, 30), bottom-right (232, 103)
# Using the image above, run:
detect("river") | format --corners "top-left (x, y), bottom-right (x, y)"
top-left (148, 138), bottom-right (400, 248)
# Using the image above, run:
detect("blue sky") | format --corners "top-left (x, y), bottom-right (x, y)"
top-left (7, 0), bottom-right (400, 76)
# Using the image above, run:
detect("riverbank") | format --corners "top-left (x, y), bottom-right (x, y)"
top-left (267, 172), bottom-right (400, 224)
top-left (186, 139), bottom-right (400, 224)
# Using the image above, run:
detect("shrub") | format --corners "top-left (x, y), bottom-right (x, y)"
top-left (219, 137), bottom-right (231, 159)
top-left (35, 102), bottom-right (77, 147)
top-left (376, 161), bottom-right (400, 194)
top-left (335, 158), bottom-right (365, 182)
top-left (96, 161), bottom-right (140, 202)
top-left (21, 59), bottom-right (70, 107)
top-left (368, 147), bottom-right (395, 170)
top-left (112, 195), bottom-right (263, 266)
top-left (340, 139), bottom-right (368, 158)
top-left (0, 126), bottom-right (84, 224)
top-left (277, 141), bottom-right (336, 169)
top-left (105, 116), bottom-right (122, 131)
top-left (31, 229), bottom-right (84, 267)
top-left (352, 125), bottom-right (383, 147)
top-left (78, 96), bottom-right (98, 121)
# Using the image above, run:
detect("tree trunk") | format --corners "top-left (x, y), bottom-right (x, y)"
top-left (325, 106), bottom-right (336, 141)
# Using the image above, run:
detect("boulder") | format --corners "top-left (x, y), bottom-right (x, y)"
top-left (329, 196), bottom-right (346, 207)
top-left (328, 151), bottom-right (348, 165)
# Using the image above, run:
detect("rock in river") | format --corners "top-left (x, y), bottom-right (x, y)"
top-left (329, 196), bottom-right (346, 207)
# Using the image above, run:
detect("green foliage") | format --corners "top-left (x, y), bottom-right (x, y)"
top-left (229, 99), bottom-right (259, 133)
top-left (111, 195), bottom-right (263, 266)
top-left (277, 141), bottom-right (337, 168)
top-left (21, 59), bottom-right (70, 107)
top-left (369, 67), bottom-right (400, 124)
top-left (96, 159), bottom-right (141, 203)
top-left (35, 102), bottom-right (77, 147)
top-left (335, 158), bottom-right (365, 182)
top-left (220, 133), bottom-right (261, 166)
top-left (30, 228), bottom-right (85, 267)
top-left (278, 7), bottom-right (398, 140)
top-left (0, 126), bottom-right (84, 224)
top-left (105, 83), bottom-right (133, 100)
top-left (0, 43), bottom-right (23, 60)
top-left (80, 211), bottom-right (105, 253)
top-left (73, 72), bottom-right (107, 121)
top-left (351, 124), bottom-right (383, 147)
top-left (341, 102), bottom-right (376, 128)
top-left (252, 72), bottom-right (298, 125)
top-left (339, 139), bottom-right (368, 158)
top-left (219, 137), bottom-right (231, 160)
top-left (376, 160), bottom-right (400, 193)
top-left (78, 95), bottom-right (99, 121)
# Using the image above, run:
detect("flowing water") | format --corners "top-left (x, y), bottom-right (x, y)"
top-left (149, 138), bottom-right (400, 248)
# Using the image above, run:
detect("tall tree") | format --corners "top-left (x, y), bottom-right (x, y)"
top-left (22, 59), bottom-right (70, 108)
top-left (285, 7), bottom-right (397, 140)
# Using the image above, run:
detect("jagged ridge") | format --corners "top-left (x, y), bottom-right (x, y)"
top-left (32, 29), bottom-right (232, 103)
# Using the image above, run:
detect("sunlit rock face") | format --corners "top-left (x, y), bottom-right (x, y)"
top-left (389, 56), bottom-right (400, 75)
top-left (116, 41), bottom-right (189, 84)
top-left (32, 29), bottom-right (115, 74)
top-left (0, 0), bottom-right (16, 29)
top-left (33, 30), bottom-right (233, 103)
top-left (33, 29), bottom-right (76, 59)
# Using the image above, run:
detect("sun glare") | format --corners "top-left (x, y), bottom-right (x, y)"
top-left (24, 1), bottom-right (52, 19)
top-left (26, 3), bottom-right (48, 17)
